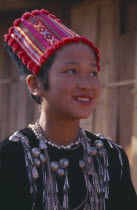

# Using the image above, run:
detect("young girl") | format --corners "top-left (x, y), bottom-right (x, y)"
top-left (0, 9), bottom-right (137, 210)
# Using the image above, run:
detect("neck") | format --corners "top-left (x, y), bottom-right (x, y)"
top-left (39, 110), bottom-right (80, 146)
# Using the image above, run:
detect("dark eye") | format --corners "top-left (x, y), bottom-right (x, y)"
top-left (66, 69), bottom-right (77, 74)
top-left (90, 71), bottom-right (98, 77)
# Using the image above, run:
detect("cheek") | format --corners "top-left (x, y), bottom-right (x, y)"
top-left (94, 79), bottom-right (101, 97)
top-left (52, 76), bottom-right (74, 93)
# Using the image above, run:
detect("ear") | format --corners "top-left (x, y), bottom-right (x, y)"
top-left (26, 75), bottom-right (42, 96)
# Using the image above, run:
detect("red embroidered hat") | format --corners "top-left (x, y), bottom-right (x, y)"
top-left (4, 9), bottom-right (100, 75)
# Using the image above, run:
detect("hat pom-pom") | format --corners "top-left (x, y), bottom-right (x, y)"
top-left (8, 38), bottom-right (15, 47)
top-left (40, 55), bottom-right (47, 64)
top-left (97, 55), bottom-right (100, 62)
top-left (8, 27), bottom-right (14, 34)
top-left (27, 61), bottom-right (35, 70)
top-left (32, 65), bottom-right (40, 75)
top-left (17, 50), bottom-right (26, 59)
top-left (32, 10), bottom-right (40, 15)
top-left (4, 34), bottom-right (10, 42)
top-left (48, 14), bottom-right (56, 19)
top-left (27, 61), bottom-right (40, 74)
top-left (41, 9), bottom-right (49, 15)
top-left (56, 19), bottom-right (62, 23)
top-left (98, 65), bottom-right (101, 71)
top-left (22, 56), bottom-right (30, 65)
top-left (13, 43), bottom-right (20, 53)
top-left (14, 19), bottom-right (21, 26)
top-left (93, 47), bottom-right (99, 54)
top-left (22, 12), bottom-right (31, 19)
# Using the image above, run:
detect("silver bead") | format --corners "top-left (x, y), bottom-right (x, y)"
top-left (51, 161), bottom-right (59, 172)
top-left (59, 158), bottom-right (69, 168)
top-left (32, 166), bottom-right (39, 179)
top-left (21, 136), bottom-right (29, 144)
top-left (32, 147), bottom-right (40, 157)
top-left (40, 154), bottom-right (47, 164)
top-left (51, 143), bottom-right (55, 147)
top-left (98, 148), bottom-right (107, 157)
top-left (48, 141), bottom-right (52, 145)
top-left (13, 131), bottom-right (23, 138)
top-left (79, 160), bottom-right (85, 169)
top-left (90, 147), bottom-right (97, 156)
top-left (33, 158), bottom-right (41, 167)
top-left (96, 134), bottom-right (105, 139)
top-left (9, 135), bottom-right (20, 142)
top-left (94, 140), bottom-right (104, 149)
top-left (57, 168), bottom-right (65, 177)
top-left (66, 145), bottom-right (71, 149)
top-left (75, 141), bottom-right (80, 145)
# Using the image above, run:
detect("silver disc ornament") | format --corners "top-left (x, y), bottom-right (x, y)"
top-left (96, 134), bottom-right (105, 139)
top-left (51, 161), bottom-right (59, 172)
top-left (94, 140), bottom-right (104, 149)
top-left (9, 135), bottom-right (20, 142)
top-left (57, 168), bottom-right (65, 177)
top-left (33, 158), bottom-right (41, 167)
top-left (32, 147), bottom-right (40, 157)
top-left (40, 154), bottom-right (47, 164)
top-left (14, 131), bottom-right (24, 138)
top-left (59, 158), bottom-right (69, 168)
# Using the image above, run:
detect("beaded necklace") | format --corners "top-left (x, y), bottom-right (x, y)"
top-left (29, 122), bottom-right (81, 150)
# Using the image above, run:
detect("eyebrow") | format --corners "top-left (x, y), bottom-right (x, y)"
top-left (63, 61), bottom-right (97, 67)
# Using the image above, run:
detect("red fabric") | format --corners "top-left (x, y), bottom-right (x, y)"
top-left (8, 38), bottom-right (15, 47)
top-left (14, 19), bottom-right (21, 26)
top-left (48, 14), bottom-right (56, 19)
top-left (22, 12), bottom-right (31, 19)
top-left (32, 10), bottom-right (40, 15)
top-left (22, 56), bottom-right (30, 65)
top-left (13, 43), bottom-right (20, 53)
top-left (41, 9), bottom-right (49, 15)
top-left (4, 34), bottom-right (10, 42)
top-left (17, 50), bottom-right (26, 59)
top-left (4, 9), bottom-right (100, 75)
top-left (8, 27), bottom-right (14, 34)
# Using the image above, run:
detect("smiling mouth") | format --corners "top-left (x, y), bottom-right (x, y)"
top-left (73, 97), bottom-right (92, 104)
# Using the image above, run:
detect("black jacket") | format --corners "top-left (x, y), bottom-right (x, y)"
top-left (0, 128), bottom-right (137, 210)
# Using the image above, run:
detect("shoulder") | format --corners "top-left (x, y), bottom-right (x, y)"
top-left (0, 128), bottom-right (37, 168)
top-left (84, 130), bottom-right (128, 174)
top-left (84, 130), bottom-right (122, 150)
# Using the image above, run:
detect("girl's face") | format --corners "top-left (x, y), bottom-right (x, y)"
top-left (41, 42), bottom-right (101, 121)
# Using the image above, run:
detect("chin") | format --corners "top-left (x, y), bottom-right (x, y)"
top-left (76, 112), bottom-right (92, 120)
top-left (79, 115), bottom-right (90, 120)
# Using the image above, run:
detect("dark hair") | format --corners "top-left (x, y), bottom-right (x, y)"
top-left (4, 42), bottom-right (56, 104)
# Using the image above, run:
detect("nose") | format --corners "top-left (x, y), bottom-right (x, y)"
top-left (77, 75), bottom-right (92, 90)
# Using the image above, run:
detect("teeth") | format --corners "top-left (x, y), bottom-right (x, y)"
top-left (75, 97), bottom-right (90, 102)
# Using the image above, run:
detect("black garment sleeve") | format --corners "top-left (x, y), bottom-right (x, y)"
top-left (0, 138), bottom-right (33, 210)
top-left (119, 149), bottom-right (137, 210)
